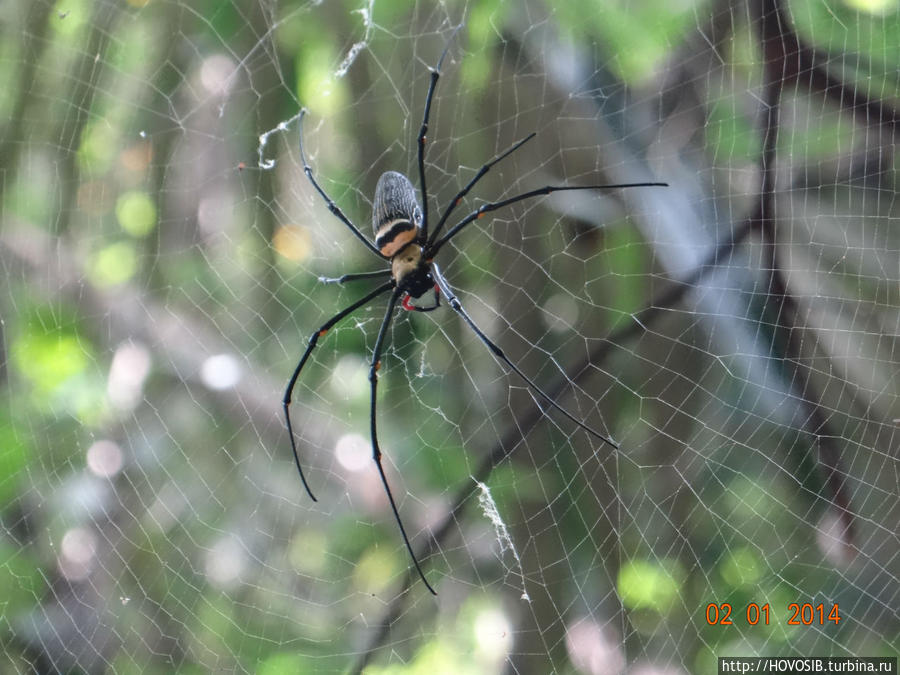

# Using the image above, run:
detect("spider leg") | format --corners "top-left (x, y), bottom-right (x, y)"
top-left (417, 23), bottom-right (464, 242)
top-left (430, 181), bottom-right (669, 255)
top-left (284, 281), bottom-right (394, 501)
top-left (426, 132), bottom-right (537, 248)
top-left (431, 263), bottom-right (619, 450)
top-left (298, 109), bottom-right (384, 259)
top-left (369, 289), bottom-right (438, 595)
top-left (319, 269), bottom-right (392, 285)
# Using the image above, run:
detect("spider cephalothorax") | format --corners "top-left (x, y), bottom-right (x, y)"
top-left (392, 243), bottom-right (436, 303)
top-left (285, 26), bottom-right (667, 595)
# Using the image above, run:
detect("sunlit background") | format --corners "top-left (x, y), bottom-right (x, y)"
top-left (1, 0), bottom-right (898, 673)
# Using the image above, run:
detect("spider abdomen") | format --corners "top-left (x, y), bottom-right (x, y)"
top-left (375, 219), bottom-right (417, 257)
top-left (373, 171), bottom-right (422, 257)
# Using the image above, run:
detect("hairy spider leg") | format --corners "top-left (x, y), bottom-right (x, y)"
top-left (368, 289), bottom-right (438, 595)
top-left (431, 263), bottom-right (619, 450)
top-left (426, 132), bottom-right (537, 248)
top-left (283, 281), bottom-right (395, 501)
top-left (298, 109), bottom-right (384, 259)
top-left (431, 181), bottom-right (670, 255)
top-left (417, 23), bottom-right (464, 242)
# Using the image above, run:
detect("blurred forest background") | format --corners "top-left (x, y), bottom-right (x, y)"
top-left (0, 0), bottom-right (898, 673)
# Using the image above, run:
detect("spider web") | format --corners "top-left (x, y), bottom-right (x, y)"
top-left (0, 0), bottom-right (897, 673)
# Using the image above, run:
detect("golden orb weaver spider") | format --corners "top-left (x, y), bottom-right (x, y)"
top-left (284, 27), bottom-right (667, 595)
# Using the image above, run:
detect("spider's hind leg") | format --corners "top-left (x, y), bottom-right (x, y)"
top-left (368, 288), bottom-right (438, 595)
top-left (283, 281), bottom-right (394, 501)
top-left (430, 262), bottom-right (619, 451)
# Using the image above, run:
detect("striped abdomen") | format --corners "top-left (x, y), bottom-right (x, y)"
top-left (373, 171), bottom-right (422, 258)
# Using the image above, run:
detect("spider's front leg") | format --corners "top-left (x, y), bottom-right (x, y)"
top-left (368, 288), bottom-right (438, 595)
top-left (416, 23), bottom-right (464, 242)
top-left (298, 109), bottom-right (384, 259)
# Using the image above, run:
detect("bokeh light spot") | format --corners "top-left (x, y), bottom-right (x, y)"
top-left (59, 527), bottom-right (97, 581)
top-left (335, 433), bottom-right (369, 472)
top-left (116, 191), bottom-right (157, 237)
top-left (86, 439), bottom-right (124, 478)
top-left (273, 224), bottom-right (313, 262)
top-left (618, 559), bottom-right (682, 613)
top-left (89, 242), bottom-right (138, 287)
top-left (107, 341), bottom-right (151, 411)
top-left (201, 354), bottom-right (242, 390)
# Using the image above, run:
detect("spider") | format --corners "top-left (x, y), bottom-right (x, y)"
top-left (284, 29), bottom-right (667, 595)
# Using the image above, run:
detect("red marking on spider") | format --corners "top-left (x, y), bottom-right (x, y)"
top-left (401, 285), bottom-right (440, 312)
